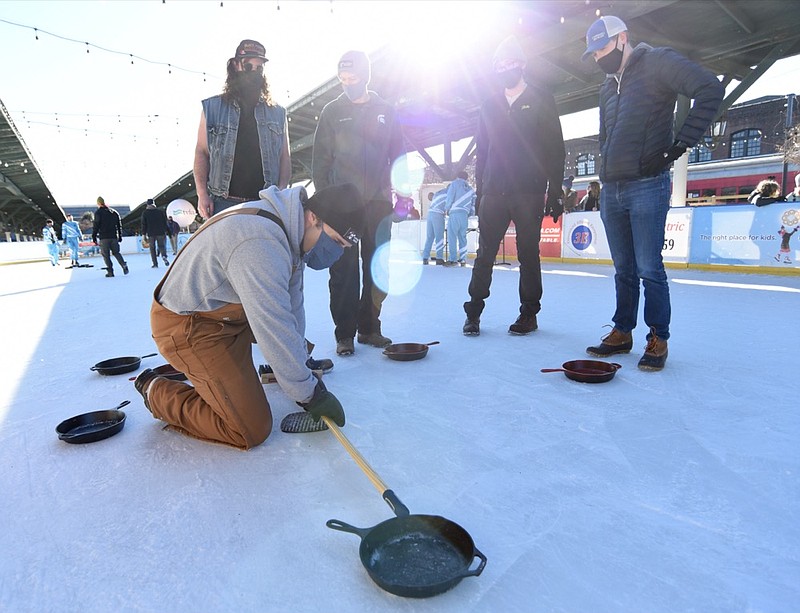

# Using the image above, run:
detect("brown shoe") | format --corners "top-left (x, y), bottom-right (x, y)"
top-left (638, 333), bottom-right (668, 371)
top-left (586, 327), bottom-right (633, 357)
top-left (357, 332), bottom-right (392, 348)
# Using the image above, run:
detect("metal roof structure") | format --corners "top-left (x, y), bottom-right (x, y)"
top-left (286, 0), bottom-right (800, 183)
top-left (6, 0), bottom-right (800, 234)
top-left (0, 98), bottom-right (62, 236)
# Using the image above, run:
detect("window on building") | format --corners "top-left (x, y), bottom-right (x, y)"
top-left (575, 153), bottom-right (595, 176)
top-left (729, 129), bottom-right (762, 158)
top-left (688, 137), bottom-right (713, 163)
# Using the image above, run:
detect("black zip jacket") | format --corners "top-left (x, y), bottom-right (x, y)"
top-left (312, 92), bottom-right (405, 203)
top-left (598, 44), bottom-right (724, 183)
top-left (476, 83), bottom-right (565, 198)
top-left (92, 206), bottom-right (122, 242)
top-left (141, 206), bottom-right (169, 237)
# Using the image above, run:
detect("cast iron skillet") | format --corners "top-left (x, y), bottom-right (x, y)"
top-left (382, 341), bottom-right (440, 362)
top-left (56, 400), bottom-right (130, 444)
top-left (322, 417), bottom-right (486, 598)
top-left (541, 360), bottom-right (621, 383)
top-left (327, 512), bottom-right (485, 598)
top-left (90, 353), bottom-right (157, 376)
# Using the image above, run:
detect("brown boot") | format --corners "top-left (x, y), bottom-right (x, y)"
top-left (638, 333), bottom-right (668, 371)
top-left (586, 327), bottom-right (633, 357)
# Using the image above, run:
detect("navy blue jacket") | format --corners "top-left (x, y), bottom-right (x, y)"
top-left (476, 83), bottom-right (565, 198)
top-left (598, 44), bottom-right (724, 183)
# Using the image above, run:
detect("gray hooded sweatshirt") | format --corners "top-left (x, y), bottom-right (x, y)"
top-left (157, 185), bottom-right (316, 403)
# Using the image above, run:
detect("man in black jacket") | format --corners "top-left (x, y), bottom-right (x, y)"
top-left (312, 50), bottom-right (406, 356)
top-left (582, 16), bottom-right (723, 370)
top-left (141, 199), bottom-right (170, 268)
top-left (462, 36), bottom-right (565, 337)
top-left (92, 196), bottom-right (128, 277)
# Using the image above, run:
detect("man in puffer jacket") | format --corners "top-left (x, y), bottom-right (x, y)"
top-left (582, 16), bottom-right (723, 371)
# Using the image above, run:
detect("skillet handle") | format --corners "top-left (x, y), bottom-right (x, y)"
top-left (610, 363), bottom-right (622, 370)
top-left (382, 489), bottom-right (410, 518)
top-left (141, 353), bottom-right (158, 359)
top-left (540, 368), bottom-right (566, 373)
top-left (462, 547), bottom-right (487, 577)
top-left (425, 341), bottom-right (441, 347)
top-left (326, 519), bottom-right (371, 539)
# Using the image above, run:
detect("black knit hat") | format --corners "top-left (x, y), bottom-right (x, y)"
top-left (304, 184), bottom-right (365, 246)
top-left (337, 50), bottom-right (370, 84)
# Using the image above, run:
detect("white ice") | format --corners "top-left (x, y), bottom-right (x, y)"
top-left (1, 250), bottom-right (798, 613)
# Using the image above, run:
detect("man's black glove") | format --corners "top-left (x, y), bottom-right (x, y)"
top-left (545, 191), bottom-right (563, 223)
top-left (640, 141), bottom-right (687, 177)
top-left (298, 378), bottom-right (345, 427)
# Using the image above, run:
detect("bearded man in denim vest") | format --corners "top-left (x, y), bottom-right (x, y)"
top-left (194, 39), bottom-right (291, 220)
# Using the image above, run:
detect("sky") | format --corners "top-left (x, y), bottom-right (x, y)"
top-left (0, 0), bottom-right (799, 207)
top-left (1, 242), bottom-right (798, 612)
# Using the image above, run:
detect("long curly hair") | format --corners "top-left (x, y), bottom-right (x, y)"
top-left (222, 58), bottom-right (274, 106)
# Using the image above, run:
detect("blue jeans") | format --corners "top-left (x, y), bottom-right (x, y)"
top-left (600, 173), bottom-right (671, 340)
top-left (422, 211), bottom-right (445, 260)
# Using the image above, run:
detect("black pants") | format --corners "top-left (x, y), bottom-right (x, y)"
top-left (148, 234), bottom-right (168, 265)
top-left (464, 193), bottom-right (545, 319)
top-left (328, 200), bottom-right (392, 340)
top-left (99, 238), bottom-right (127, 272)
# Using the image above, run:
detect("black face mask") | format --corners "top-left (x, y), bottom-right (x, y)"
top-left (496, 67), bottom-right (523, 89)
top-left (596, 42), bottom-right (624, 74)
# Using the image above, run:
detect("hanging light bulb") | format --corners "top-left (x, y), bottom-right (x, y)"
top-left (130, 54), bottom-right (134, 65)
top-left (168, 63), bottom-right (172, 74)
top-left (85, 42), bottom-right (89, 54)
top-left (34, 28), bottom-right (39, 40)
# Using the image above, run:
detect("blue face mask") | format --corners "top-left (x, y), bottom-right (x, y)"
top-left (303, 229), bottom-right (345, 270)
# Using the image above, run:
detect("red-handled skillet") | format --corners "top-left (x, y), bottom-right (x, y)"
top-left (541, 360), bottom-right (621, 383)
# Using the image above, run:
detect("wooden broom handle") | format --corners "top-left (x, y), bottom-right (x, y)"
top-left (321, 417), bottom-right (388, 494)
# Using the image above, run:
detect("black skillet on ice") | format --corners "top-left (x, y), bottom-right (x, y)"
top-left (382, 341), bottom-right (440, 362)
top-left (321, 417), bottom-right (486, 598)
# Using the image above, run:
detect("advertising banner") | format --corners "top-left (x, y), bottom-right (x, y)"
top-left (540, 216), bottom-right (563, 258)
top-left (561, 209), bottom-right (693, 263)
top-left (689, 203), bottom-right (800, 268)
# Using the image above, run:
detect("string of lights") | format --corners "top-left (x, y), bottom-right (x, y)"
top-left (0, 17), bottom-right (220, 80)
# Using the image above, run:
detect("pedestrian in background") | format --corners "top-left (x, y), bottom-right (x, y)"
top-left (462, 35), bottom-right (565, 337)
top-left (312, 49), bottom-right (405, 356)
top-left (92, 196), bottom-right (128, 277)
top-left (580, 181), bottom-right (601, 212)
top-left (42, 219), bottom-right (59, 267)
top-left (194, 39), bottom-right (290, 219)
top-left (748, 179), bottom-right (785, 207)
top-left (61, 214), bottom-right (82, 266)
top-left (582, 16), bottom-right (724, 370)
top-left (422, 188), bottom-right (448, 265)
top-left (141, 199), bottom-right (170, 268)
top-left (443, 171), bottom-right (476, 267)
top-left (167, 216), bottom-right (180, 255)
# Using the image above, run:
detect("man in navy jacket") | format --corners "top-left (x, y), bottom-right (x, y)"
top-left (582, 16), bottom-right (723, 370)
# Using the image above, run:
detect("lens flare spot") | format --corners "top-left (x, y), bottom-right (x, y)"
top-left (391, 153), bottom-right (425, 197)
top-left (370, 239), bottom-right (423, 296)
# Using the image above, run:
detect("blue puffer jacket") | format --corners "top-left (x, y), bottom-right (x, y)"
top-left (598, 44), bottom-right (724, 183)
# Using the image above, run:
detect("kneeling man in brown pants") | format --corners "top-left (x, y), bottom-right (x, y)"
top-left (135, 184), bottom-right (364, 449)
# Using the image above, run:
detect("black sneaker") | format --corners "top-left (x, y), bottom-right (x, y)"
top-left (151, 264), bottom-right (159, 268)
top-left (463, 317), bottom-right (480, 336)
top-left (122, 264), bottom-right (129, 275)
top-left (134, 368), bottom-right (162, 412)
top-left (306, 357), bottom-right (334, 373)
top-left (105, 271), bottom-right (115, 277)
top-left (442, 261), bottom-right (458, 267)
top-left (509, 313), bottom-right (538, 335)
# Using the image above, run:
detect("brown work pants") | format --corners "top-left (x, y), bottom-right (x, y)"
top-left (148, 300), bottom-right (272, 449)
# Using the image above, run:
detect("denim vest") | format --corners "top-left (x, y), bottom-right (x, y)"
top-left (202, 95), bottom-right (286, 197)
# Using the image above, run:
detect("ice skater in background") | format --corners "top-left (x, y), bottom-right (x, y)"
top-left (444, 171), bottom-right (476, 267)
top-left (775, 225), bottom-right (798, 264)
top-left (61, 214), bottom-right (82, 267)
top-left (42, 219), bottom-right (59, 266)
top-left (422, 188), bottom-right (447, 265)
